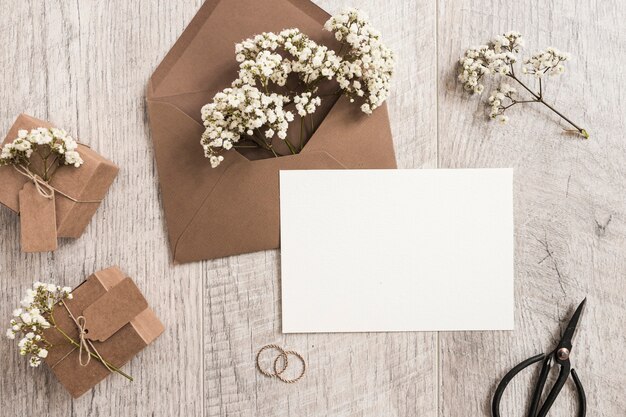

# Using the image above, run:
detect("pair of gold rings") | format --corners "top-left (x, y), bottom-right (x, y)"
top-left (256, 344), bottom-right (306, 383)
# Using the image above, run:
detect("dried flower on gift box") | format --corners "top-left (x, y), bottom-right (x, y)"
top-left (201, 7), bottom-right (396, 167)
top-left (0, 127), bottom-right (84, 181)
top-left (6, 282), bottom-right (73, 368)
top-left (6, 282), bottom-right (131, 379)
top-left (458, 32), bottom-right (588, 139)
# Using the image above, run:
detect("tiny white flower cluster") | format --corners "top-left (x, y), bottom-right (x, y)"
top-left (6, 282), bottom-right (72, 368)
top-left (294, 92), bottom-right (322, 117)
top-left (488, 83), bottom-right (518, 124)
top-left (458, 31), bottom-right (524, 94)
top-left (0, 127), bottom-right (83, 168)
top-left (235, 29), bottom-right (341, 87)
top-left (523, 47), bottom-right (570, 77)
top-left (201, 85), bottom-right (294, 167)
top-left (324, 8), bottom-right (395, 114)
top-left (459, 32), bottom-right (587, 137)
top-left (201, 8), bottom-right (395, 167)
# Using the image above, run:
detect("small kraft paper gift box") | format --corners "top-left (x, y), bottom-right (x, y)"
top-left (0, 114), bottom-right (118, 252)
top-left (43, 267), bottom-right (165, 398)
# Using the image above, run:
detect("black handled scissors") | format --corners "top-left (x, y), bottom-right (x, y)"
top-left (492, 299), bottom-right (587, 417)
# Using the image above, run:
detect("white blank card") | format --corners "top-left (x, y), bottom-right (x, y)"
top-left (279, 169), bottom-right (514, 333)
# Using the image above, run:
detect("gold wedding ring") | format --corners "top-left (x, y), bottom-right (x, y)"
top-left (256, 344), bottom-right (306, 383)
top-left (273, 350), bottom-right (306, 383)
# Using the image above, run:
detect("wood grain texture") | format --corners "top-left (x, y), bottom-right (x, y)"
top-left (438, 0), bottom-right (626, 416)
top-left (0, 0), bottom-right (624, 416)
top-left (0, 1), bottom-right (206, 416)
top-left (203, 1), bottom-right (438, 416)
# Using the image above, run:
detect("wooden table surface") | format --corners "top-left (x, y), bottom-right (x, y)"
top-left (1, 1), bottom-right (624, 416)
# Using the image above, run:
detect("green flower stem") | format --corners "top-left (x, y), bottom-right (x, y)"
top-left (250, 130), bottom-right (278, 157)
top-left (299, 116), bottom-right (305, 151)
top-left (48, 311), bottom-right (133, 381)
top-left (53, 326), bottom-right (133, 381)
top-left (284, 139), bottom-right (297, 155)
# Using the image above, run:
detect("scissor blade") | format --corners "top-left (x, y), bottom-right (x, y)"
top-left (558, 298), bottom-right (586, 351)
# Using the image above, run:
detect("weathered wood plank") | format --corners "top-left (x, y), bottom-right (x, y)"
top-left (437, 0), bottom-right (626, 416)
top-left (3, 0), bottom-right (623, 416)
top-left (202, 1), bottom-right (439, 416)
top-left (0, 1), bottom-right (205, 416)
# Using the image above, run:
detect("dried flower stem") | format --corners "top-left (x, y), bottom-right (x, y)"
top-left (508, 72), bottom-right (588, 138)
top-left (285, 140), bottom-right (297, 155)
top-left (299, 117), bottom-right (305, 151)
top-left (459, 32), bottom-right (588, 138)
top-left (48, 312), bottom-right (133, 381)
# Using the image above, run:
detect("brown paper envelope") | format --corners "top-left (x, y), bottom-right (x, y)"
top-left (147, 0), bottom-right (397, 263)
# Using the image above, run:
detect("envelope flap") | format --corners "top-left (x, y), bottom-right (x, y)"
top-left (83, 278), bottom-right (148, 342)
top-left (147, 99), bottom-right (248, 249)
top-left (174, 150), bottom-right (345, 262)
top-left (148, 0), bottom-right (334, 99)
top-left (302, 96), bottom-right (397, 169)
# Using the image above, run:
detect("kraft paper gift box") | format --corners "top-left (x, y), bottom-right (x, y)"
top-left (146, 0), bottom-right (397, 264)
top-left (44, 267), bottom-right (165, 398)
top-left (0, 114), bottom-right (119, 252)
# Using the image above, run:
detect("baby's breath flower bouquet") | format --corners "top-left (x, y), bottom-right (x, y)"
top-left (6, 282), bottom-right (131, 379)
top-left (201, 8), bottom-right (395, 168)
top-left (6, 283), bottom-right (74, 367)
top-left (458, 31), bottom-right (588, 138)
top-left (0, 127), bottom-right (84, 181)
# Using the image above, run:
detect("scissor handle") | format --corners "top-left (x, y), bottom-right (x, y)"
top-left (572, 369), bottom-right (586, 417)
top-left (527, 355), bottom-right (552, 417)
top-left (492, 353), bottom-right (546, 417)
top-left (535, 358), bottom-right (570, 417)
top-left (492, 354), bottom-right (587, 417)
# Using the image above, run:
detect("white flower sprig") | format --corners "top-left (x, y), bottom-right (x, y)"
top-left (201, 85), bottom-right (295, 166)
top-left (458, 32), bottom-right (588, 138)
top-left (0, 127), bottom-right (84, 181)
top-left (6, 281), bottom-right (133, 381)
top-left (325, 8), bottom-right (395, 114)
top-left (488, 82), bottom-right (518, 124)
top-left (6, 282), bottom-right (73, 368)
top-left (201, 8), bottom-right (396, 167)
top-left (523, 47), bottom-right (570, 77)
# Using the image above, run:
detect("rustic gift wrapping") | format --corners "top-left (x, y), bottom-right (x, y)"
top-left (0, 114), bottom-right (119, 252)
top-left (43, 267), bottom-right (165, 398)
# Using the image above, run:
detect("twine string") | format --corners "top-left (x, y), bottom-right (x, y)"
top-left (59, 301), bottom-right (116, 373)
top-left (13, 165), bottom-right (55, 199)
top-left (12, 164), bottom-right (101, 203)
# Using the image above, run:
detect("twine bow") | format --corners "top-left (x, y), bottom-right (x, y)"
top-left (12, 164), bottom-right (101, 203)
top-left (60, 302), bottom-right (115, 373)
top-left (75, 316), bottom-right (93, 366)
top-left (13, 165), bottom-right (55, 199)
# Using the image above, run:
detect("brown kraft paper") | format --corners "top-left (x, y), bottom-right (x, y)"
top-left (146, 0), bottom-right (398, 264)
top-left (0, 114), bottom-right (119, 242)
top-left (18, 183), bottom-right (58, 252)
top-left (43, 267), bottom-right (165, 398)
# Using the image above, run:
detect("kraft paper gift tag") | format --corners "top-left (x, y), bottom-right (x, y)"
top-left (0, 114), bottom-right (119, 251)
top-left (18, 182), bottom-right (58, 252)
top-left (44, 267), bottom-right (164, 398)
